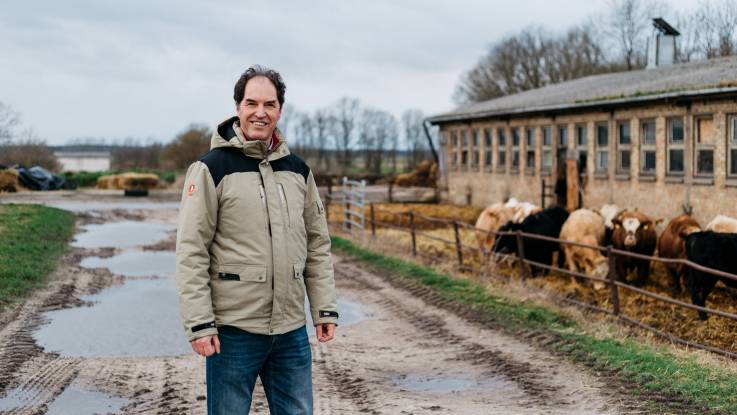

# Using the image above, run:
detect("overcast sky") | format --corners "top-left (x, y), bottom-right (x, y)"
top-left (1, 0), bottom-right (697, 145)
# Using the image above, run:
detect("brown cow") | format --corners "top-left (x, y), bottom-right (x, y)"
top-left (474, 202), bottom-right (515, 253)
top-left (611, 210), bottom-right (662, 286)
top-left (658, 214), bottom-right (701, 295)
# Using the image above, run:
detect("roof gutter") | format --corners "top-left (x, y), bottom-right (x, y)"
top-left (426, 86), bottom-right (737, 125)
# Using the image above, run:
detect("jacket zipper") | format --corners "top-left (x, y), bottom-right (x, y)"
top-left (258, 184), bottom-right (270, 236)
top-left (277, 183), bottom-right (291, 228)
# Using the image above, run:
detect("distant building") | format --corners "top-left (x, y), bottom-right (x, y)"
top-left (428, 20), bottom-right (737, 224)
top-left (52, 146), bottom-right (112, 172)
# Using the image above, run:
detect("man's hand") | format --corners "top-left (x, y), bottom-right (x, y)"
top-left (191, 335), bottom-right (220, 357)
top-left (315, 323), bottom-right (336, 343)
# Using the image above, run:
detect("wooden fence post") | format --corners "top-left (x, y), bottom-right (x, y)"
top-left (409, 211), bottom-right (417, 256)
top-left (453, 221), bottom-right (463, 266)
top-left (516, 231), bottom-right (528, 281)
top-left (369, 203), bottom-right (376, 236)
top-left (606, 246), bottom-right (620, 315)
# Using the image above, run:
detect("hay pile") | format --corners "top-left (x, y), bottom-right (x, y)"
top-left (96, 173), bottom-right (160, 190)
top-left (368, 203), bottom-right (482, 230)
top-left (394, 161), bottom-right (438, 187)
top-left (0, 168), bottom-right (19, 192)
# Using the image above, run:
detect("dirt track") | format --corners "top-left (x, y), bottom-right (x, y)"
top-left (0, 193), bottom-right (652, 414)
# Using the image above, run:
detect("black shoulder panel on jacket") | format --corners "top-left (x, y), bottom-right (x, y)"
top-left (199, 148), bottom-right (260, 187)
top-left (270, 154), bottom-right (310, 182)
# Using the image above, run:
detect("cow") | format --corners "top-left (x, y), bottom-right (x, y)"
top-left (492, 206), bottom-right (569, 276)
top-left (685, 231), bottom-right (737, 320)
top-left (657, 214), bottom-right (701, 295)
top-left (705, 214), bottom-right (737, 233)
top-left (559, 209), bottom-right (609, 287)
top-left (611, 210), bottom-right (661, 286)
top-left (474, 202), bottom-right (515, 253)
top-left (597, 204), bottom-right (620, 248)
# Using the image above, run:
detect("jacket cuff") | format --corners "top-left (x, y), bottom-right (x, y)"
top-left (187, 321), bottom-right (219, 342)
top-left (313, 310), bottom-right (339, 326)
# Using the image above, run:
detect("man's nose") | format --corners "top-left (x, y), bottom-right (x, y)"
top-left (255, 104), bottom-right (267, 117)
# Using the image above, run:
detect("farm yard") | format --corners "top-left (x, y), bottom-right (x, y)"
top-left (327, 200), bottom-right (737, 357)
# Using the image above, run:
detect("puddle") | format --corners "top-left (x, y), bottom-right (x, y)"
top-left (0, 384), bottom-right (127, 414)
top-left (48, 201), bottom-right (180, 212)
top-left (34, 278), bottom-right (190, 357)
top-left (81, 251), bottom-right (175, 278)
top-left (46, 385), bottom-right (128, 415)
top-left (306, 297), bottom-right (367, 331)
top-left (72, 221), bottom-right (175, 249)
top-left (393, 374), bottom-right (510, 394)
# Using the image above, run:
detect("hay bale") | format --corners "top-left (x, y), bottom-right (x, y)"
top-left (96, 175), bottom-right (116, 189)
top-left (117, 172), bottom-right (160, 190)
top-left (394, 161), bottom-right (437, 187)
top-left (0, 169), bottom-right (19, 192)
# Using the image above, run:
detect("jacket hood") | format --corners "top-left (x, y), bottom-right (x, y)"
top-left (211, 116), bottom-right (289, 161)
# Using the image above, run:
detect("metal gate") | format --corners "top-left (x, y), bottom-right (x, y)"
top-left (341, 177), bottom-right (366, 233)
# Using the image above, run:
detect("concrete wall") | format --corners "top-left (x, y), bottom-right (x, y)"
top-left (440, 98), bottom-right (737, 226)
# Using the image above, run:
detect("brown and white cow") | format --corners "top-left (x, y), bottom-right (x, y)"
top-left (474, 202), bottom-right (515, 252)
top-left (559, 209), bottom-right (609, 287)
top-left (611, 210), bottom-right (661, 286)
top-left (658, 214), bottom-right (701, 295)
top-left (705, 214), bottom-right (737, 233)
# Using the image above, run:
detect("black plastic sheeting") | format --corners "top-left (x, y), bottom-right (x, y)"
top-left (15, 166), bottom-right (66, 191)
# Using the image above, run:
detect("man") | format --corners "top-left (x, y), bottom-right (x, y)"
top-left (176, 65), bottom-right (338, 415)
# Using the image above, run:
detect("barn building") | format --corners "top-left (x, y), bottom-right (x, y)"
top-left (52, 146), bottom-right (112, 172)
top-left (428, 21), bottom-right (737, 225)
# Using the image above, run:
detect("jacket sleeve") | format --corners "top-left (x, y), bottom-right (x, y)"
top-left (175, 161), bottom-right (219, 341)
top-left (302, 170), bottom-right (339, 326)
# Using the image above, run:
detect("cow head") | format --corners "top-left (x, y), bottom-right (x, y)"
top-left (612, 211), bottom-right (661, 248)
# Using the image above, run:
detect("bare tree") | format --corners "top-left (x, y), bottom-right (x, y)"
top-left (276, 103), bottom-right (297, 138)
top-left (330, 97), bottom-right (361, 174)
top-left (358, 108), bottom-right (398, 175)
top-left (401, 109), bottom-right (428, 168)
top-left (0, 129), bottom-right (61, 171)
top-left (603, 0), bottom-right (666, 70)
top-left (160, 124), bottom-right (211, 170)
top-left (694, 0), bottom-right (737, 58)
top-left (0, 102), bottom-right (20, 145)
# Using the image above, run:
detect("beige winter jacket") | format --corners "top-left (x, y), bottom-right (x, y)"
top-left (175, 116), bottom-right (338, 342)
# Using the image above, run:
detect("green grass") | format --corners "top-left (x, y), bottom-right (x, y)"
top-left (332, 235), bottom-right (737, 414)
top-left (0, 204), bottom-right (75, 307)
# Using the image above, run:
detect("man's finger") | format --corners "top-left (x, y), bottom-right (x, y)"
top-left (326, 324), bottom-right (335, 341)
top-left (203, 340), bottom-right (214, 357)
top-left (213, 335), bottom-right (221, 354)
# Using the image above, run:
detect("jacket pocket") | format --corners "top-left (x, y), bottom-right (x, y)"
top-left (277, 183), bottom-right (291, 228)
top-left (211, 264), bottom-right (268, 315)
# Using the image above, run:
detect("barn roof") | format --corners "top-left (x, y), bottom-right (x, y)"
top-left (428, 55), bottom-right (737, 125)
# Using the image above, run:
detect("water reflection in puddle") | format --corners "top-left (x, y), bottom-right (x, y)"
top-left (81, 251), bottom-right (175, 278)
top-left (34, 278), bottom-right (190, 357)
top-left (73, 221), bottom-right (174, 249)
top-left (306, 297), bottom-right (367, 331)
top-left (393, 374), bottom-right (510, 394)
top-left (0, 384), bottom-right (127, 414)
top-left (48, 201), bottom-right (180, 212)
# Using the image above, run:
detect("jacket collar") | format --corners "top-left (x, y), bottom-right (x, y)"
top-left (211, 116), bottom-right (289, 161)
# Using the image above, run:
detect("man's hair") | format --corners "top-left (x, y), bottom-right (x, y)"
top-left (233, 65), bottom-right (286, 108)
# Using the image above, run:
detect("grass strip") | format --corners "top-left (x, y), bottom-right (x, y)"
top-left (332, 235), bottom-right (737, 414)
top-left (0, 204), bottom-right (75, 307)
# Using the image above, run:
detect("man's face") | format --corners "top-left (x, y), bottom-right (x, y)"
top-left (236, 76), bottom-right (281, 141)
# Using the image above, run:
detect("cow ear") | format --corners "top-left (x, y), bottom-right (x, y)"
top-left (655, 218), bottom-right (664, 226)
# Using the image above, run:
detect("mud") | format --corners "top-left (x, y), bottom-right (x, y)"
top-left (0, 192), bottom-right (705, 414)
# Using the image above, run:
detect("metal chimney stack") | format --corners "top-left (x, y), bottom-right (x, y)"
top-left (647, 18), bottom-right (680, 69)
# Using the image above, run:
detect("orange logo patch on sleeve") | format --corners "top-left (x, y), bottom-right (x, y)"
top-left (187, 184), bottom-right (196, 196)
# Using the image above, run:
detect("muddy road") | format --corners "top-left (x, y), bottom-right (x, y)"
top-left (0, 192), bottom-right (631, 414)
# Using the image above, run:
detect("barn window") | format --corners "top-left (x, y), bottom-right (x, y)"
top-left (471, 129), bottom-right (479, 169)
top-left (576, 124), bottom-right (588, 175)
top-left (450, 131), bottom-right (458, 171)
top-left (617, 121), bottom-right (631, 174)
top-left (511, 127), bottom-right (520, 172)
top-left (483, 128), bottom-right (492, 170)
top-left (729, 116), bottom-right (737, 177)
top-left (558, 125), bottom-right (568, 148)
top-left (484, 128), bottom-right (492, 170)
top-left (695, 116), bottom-right (714, 176)
top-left (667, 117), bottom-right (684, 175)
top-left (461, 130), bottom-right (468, 171)
top-left (542, 126), bottom-right (552, 173)
top-left (497, 128), bottom-right (507, 172)
top-left (595, 123), bottom-right (609, 174)
top-left (640, 119), bottom-right (656, 175)
top-left (525, 127), bottom-right (535, 174)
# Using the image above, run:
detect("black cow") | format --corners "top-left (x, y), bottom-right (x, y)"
top-left (685, 231), bottom-right (737, 320)
top-left (493, 206), bottom-right (569, 276)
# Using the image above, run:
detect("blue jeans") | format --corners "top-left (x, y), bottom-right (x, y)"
top-left (206, 325), bottom-right (313, 415)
